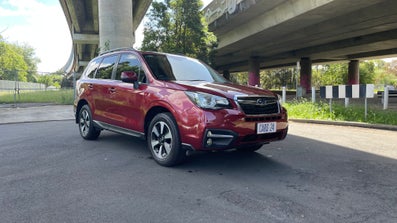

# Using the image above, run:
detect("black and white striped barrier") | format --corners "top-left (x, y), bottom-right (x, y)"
top-left (320, 84), bottom-right (374, 99)
top-left (319, 84), bottom-right (375, 120)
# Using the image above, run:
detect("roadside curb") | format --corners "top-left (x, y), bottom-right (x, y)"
top-left (290, 119), bottom-right (397, 131)
top-left (0, 104), bottom-right (74, 125)
top-left (0, 119), bottom-right (74, 125)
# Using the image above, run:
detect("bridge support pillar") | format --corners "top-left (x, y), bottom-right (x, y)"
top-left (248, 58), bottom-right (260, 86)
top-left (98, 0), bottom-right (134, 53)
top-left (223, 70), bottom-right (230, 81)
top-left (300, 57), bottom-right (312, 94)
top-left (348, 60), bottom-right (360, 84)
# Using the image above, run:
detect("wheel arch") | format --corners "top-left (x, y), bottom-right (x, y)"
top-left (75, 99), bottom-right (89, 123)
top-left (144, 106), bottom-right (174, 137)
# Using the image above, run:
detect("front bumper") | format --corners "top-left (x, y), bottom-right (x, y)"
top-left (179, 107), bottom-right (288, 151)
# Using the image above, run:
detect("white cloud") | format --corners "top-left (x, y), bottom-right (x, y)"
top-left (0, 0), bottom-right (72, 72)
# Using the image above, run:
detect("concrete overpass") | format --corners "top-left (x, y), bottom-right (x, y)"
top-left (204, 0), bottom-right (397, 91)
top-left (60, 0), bottom-right (152, 73)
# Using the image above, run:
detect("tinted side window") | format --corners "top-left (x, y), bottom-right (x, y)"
top-left (144, 54), bottom-right (174, 81)
top-left (95, 55), bottom-right (118, 79)
top-left (85, 57), bottom-right (102, 78)
top-left (116, 54), bottom-right (146, 83)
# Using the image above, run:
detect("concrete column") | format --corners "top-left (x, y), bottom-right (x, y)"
top-left (300, 57), bottom-right (312, 94)
top-left (248, 58), bottom-right (260, 86)
top-left (223, 70), bottom-right (230, 81)
top-left (348, 60), bottom-right (360, 85)
top-left (98, 0), bottom-right (134, 53)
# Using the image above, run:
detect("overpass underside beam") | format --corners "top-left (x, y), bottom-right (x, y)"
top-left (72, 33), bottom-right (99, 44)
top-left (204, 0), bottom-right (397, 73)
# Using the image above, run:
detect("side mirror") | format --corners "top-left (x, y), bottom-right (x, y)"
top-left (121, 71), bottom-right (139, 89)
top-left (121, 71), bottom-right (138, 83)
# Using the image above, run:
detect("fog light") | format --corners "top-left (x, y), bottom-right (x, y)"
top-left (207, 131), bottom-right (213, 137)
top-left (206, 138), bottom-right (213, 146)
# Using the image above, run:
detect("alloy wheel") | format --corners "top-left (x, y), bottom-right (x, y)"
top-left (150, 121), bottom-right (173, 160)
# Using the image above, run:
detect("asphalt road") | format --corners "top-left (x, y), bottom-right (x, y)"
top-left (1, 121), bottom-right (396, 223)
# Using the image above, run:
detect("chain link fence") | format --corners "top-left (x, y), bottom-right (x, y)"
top-left (0, 67), bottom-right (74, 106)
top-left (0, 79), bottom-right (46, 92)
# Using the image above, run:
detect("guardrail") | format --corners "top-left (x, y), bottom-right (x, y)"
top-left (377, 90), bottom-right (397, 98)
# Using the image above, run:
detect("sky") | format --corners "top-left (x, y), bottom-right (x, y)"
top-left (0, 0), bottom-right (71, 72)
top-left (0, 0), bottom-right (212, 73)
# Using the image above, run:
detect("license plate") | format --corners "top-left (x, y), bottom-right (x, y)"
top-left (257, 122), bottom-right (277, 134)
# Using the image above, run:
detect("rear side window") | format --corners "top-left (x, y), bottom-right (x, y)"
top-left (116, 53), bottom-right (146, 83)
top-left (95, 55), bottom-right (119, 79)
top-left (84, 57), bottom-right (102, 78)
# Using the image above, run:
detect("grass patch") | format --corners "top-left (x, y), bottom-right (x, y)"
top-left (0, 89), bottom-right (74, 105)
top-left (284, 100), bottom-right (397, 125)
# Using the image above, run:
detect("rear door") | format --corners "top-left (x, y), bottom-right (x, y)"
top-left (92, 54), bottom-right (119, 124)
top-left (78, 57), bottom-right (101, 115)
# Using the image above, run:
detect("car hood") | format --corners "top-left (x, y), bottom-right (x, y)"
top-left (172, 81), bottom-right (277, 99)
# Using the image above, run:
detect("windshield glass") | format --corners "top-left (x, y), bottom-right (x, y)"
top-left (143, 54), bottom-right (227, 83)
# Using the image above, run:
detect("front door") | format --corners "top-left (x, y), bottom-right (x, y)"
top-left (109, 53), bottom-right (148, 132)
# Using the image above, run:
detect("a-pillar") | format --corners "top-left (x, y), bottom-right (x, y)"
top-left (248, 57), bottom-right (260, 86)
top-left (98, 0), bottom-right (134, 53)
top-left (300, 57), bottom-right (312, 94)
top-left (223, 70), bottom-right (230, 81)
top-left (348, 60), bottom-right (359, 84)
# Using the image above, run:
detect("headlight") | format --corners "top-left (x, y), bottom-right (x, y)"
top-left (185, 91), bottom-right (231, 110)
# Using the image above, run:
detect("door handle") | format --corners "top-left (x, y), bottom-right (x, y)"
top-left (109, 87), bottom-right (116, 93)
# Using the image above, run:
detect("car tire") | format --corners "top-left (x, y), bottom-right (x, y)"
top-left (147, 113), bottom-right (186, 166)
top-left (78, 105), bottom-right (101, 140)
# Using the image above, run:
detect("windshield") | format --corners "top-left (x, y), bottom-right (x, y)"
top-left (143, 54), bottom-right (227, 83)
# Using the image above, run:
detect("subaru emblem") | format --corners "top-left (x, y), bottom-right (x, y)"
top-left (256, 98), bottom-right (266, 105)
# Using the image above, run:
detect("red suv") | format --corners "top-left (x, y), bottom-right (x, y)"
top-left (74, 48), bottom-right (288, 166)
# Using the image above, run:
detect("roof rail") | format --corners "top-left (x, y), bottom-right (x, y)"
top-left (99, 47), bottom-right (135, 55)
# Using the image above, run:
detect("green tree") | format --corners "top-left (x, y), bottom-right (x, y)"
top-left (373, 60), bottom-right (397, 87)
top-left (312, 60), bottom-right (378, 87)
top-left (37, 74), bottom-right (53, 88)
top-left (359, 60), bottom-right (375, 84)
top-left (37, 72), bottom-right (64, 88)
top-left (230, 72), bottom-right (248, 85)
top-left (321, 63), bottom-right (347, 86)
top-left (261, 68), bottom-right (295, 89)
top-left (0, 35), bottom-right (40, 82)
top-left (141, 1), bottom-right (171, 52)
top-left (19, 44), bottom-right (40, 82)
top-left (141, 0), bottom-right (217, 63)
top-left (0, 37), bottom-right (28, 81)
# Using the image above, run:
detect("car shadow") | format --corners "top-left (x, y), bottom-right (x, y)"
top-left (95, 131), bottom-right (291, 173)
top-left (94, 130), bottom-right (397, 179)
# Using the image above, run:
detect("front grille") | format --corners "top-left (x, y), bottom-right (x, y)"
top-left (236, 96), bottom-right (279, 115)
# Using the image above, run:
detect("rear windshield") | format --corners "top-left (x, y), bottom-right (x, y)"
top-left (143, 54), bottom-right (226, 83)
